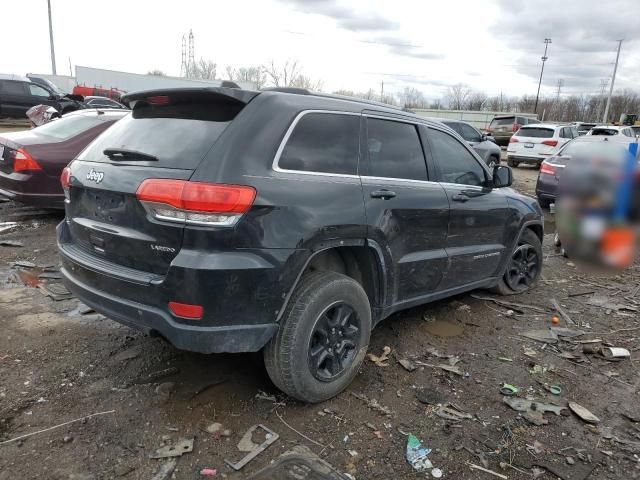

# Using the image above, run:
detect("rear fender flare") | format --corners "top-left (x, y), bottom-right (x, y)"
top-left (275, 238), bottom-right (386, 323)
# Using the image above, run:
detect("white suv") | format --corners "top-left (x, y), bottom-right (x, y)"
top-left (587, 125), bottom-right (637, 137)
top-left (507, 124), bottom-right (577, 168)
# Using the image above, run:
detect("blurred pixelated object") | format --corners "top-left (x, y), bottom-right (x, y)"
top-left (26, 104), bottom-right (60, 127)
top-left (555, 140), bottom-right (639, 269)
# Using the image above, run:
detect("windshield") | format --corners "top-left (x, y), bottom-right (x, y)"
top-left (34, 114), bottom-right (105, 140)
top-left (516, 127), bottom-right (554, 138)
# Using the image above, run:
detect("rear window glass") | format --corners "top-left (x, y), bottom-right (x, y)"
top-left (490, 117), bottom-right (515, 127)
top-left (78, 101), bottom-right (237, 169)
top-left (516, 127), bottom-right (554, 138)
top-left (278, 113), bottom-right (360, 175)
top-left (591, 128), bottom-right (618, 136)
top-left (34, 114), bottom-right (105, 140)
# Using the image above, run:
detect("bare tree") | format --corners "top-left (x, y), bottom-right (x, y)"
top-left (263, 59), bottom-right (301, 88)
top-left (226, 66), bottom-right (266, 89)
top-left (291, 74), bottom-right (323, 91)
top-left (467, 92), bottom-right (488, 111)
top-left (189, 58), bottom-right (217, 80)
top-left (147, 69), bottom-right (166, 76)
top-left (447, 83), bottom-right (473, 110)
top-left (401, 87), bottom-right (428, 109)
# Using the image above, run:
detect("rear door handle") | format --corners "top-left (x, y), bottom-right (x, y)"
top-left (370, 189), bottom-right (396, 200)
top-left (452, 194), bottom-right (469, 202)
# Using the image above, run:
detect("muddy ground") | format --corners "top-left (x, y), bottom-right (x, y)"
top-left (1, 161), bottom-right (639, 480)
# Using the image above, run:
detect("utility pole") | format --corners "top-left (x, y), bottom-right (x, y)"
top-left (534, 38), bottom-right (552, 115)
top-left (602, 39), bottom-right (623, 124)
top-left (380, 81), bottom-right (384, 102)
top-left (47, 0), bottom-right (57, 74)
top-left (596, 79), bottom-right (609, 122)
top-left (68, 57), bottom-right (72, 77)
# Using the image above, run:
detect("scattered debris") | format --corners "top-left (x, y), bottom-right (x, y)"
top-left (38, 282), bottom-right (72, 301)
top-left (200, 468), bottom-right (217, 477)
top-left (471, 293), bottom-right (546, 313)
top-left (150, 460), bottom-right (177, 480)
top-left (497, 357), bottom-right (513, 362)
top-left (568, 402), bottom-right (600, 424)
top-left (255, 390), bottom-right (277, 402)
top-left (431, 468), bottom-right (443, 478)
top-left (499, 383), bottom-right (519, 396)
top-left (0, 410), bottom-right (115, 446)
top-left (550, 298), bottom-right (576, 326)
top-left (12, 260), bottom-right (36, 268)
top-left (602, 347), bottom-right (630, 359)
top-left (275, 410), bottom-right (325, 448)
top-left (415, 361), bottom-right (463, 376)
top-left (77, 303), bottom-right (95, 315)
top-left (521, 329), bottom-right (558, 344)
top-left (587, 295), bottom-right (638, 313)
top-left (398, 358), bottom-right (417, 372)
top-left (436, 404), bottom-right (472, 421)
top-left (38, 271), bottom-right (63, 280)
top-left (0, 222), bottom-right (18, 234)
top-left (466, 462), bottom-right (508, 479)
top-left (406, 434), bottom-right (433, 471)
top-left (247, 446), bottom-right (347, 480)
top-left (225, 424), bottom-right (279, 471)
top-left (0, 240), bottom-right (23, 247)
top-left (134, 367), bottom-right (179, 385)
top-left (367, 346), bottom-right (391, 367)
top-left (155, 382), bottom-right (175, 396)
top-left (112, 345), bottom-right (142, 362)
top-left (350, 392), bottom-right (394, 416)
top-left (416, 387), bottom-right (447, 405)
top-left (503, 397), bottom-right (567, 425)
top-left (149, 437), bottom-right (194, 459)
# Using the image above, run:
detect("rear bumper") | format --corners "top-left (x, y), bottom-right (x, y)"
top-left (0, 171), bottom-right (64, 208)
top-left (57, 221), bottom-right (297, 354)
top-left (61, 264), bottom-right (278, 353)
top-left (507, 154), bottom-right (545, 165)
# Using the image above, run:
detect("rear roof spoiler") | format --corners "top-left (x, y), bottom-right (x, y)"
top-left (122, 87), bottom-right (259, 107)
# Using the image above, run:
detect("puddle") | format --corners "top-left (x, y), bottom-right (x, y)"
top-left (422, 319), bottom-right (463, 337)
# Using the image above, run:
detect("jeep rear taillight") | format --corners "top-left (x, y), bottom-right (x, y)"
top-left (136, 179), bottom-right (256, 226)
top-left (14, 148), bottom-right (41, 172)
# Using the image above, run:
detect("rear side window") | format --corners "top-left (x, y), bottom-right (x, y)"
top-left (78, 100), bottom-right (239, 169)
top-left (560, 127), bottom-right (571, 138)
top-left (517, 127), bottom-right (554, 138)
top-left (29, 84), bottom-right (50, 97)
top-left (366, 118), bottom-right (427, 181)
top-left (459, 123), bottom-right (482, 142)
top-left (428, 128), bottom-right (486, 186)
top-left (278, 113), bottom-right (360, 175)
top-left (1, 81), bottom-right (26, 95)
top-left (34, 114), bottom-right (106, 140)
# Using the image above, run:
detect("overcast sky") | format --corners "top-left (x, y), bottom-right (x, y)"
top-left (2, 0), bottom-right (639, 99)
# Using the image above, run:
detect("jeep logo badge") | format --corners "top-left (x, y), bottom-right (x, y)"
top-left (86, 168), bottom-right (104, 184)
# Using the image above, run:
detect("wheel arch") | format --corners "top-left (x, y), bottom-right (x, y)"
top-left (276, 242), bottom-right (386, 323)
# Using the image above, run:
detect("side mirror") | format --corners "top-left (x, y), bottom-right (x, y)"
top-left (492, 165), bottom-right (512, 188)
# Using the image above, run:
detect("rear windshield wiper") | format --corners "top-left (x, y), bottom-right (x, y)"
top-left (103, 148), bottom-right (158, 161)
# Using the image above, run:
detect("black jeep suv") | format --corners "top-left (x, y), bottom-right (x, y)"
top-left (57, 87), bottom-right (543, 402)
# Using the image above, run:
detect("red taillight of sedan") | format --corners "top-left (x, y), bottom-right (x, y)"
top-left (540, 161), bottom-right (556, 176)
top-left (13, 148), bottom-right (41, 173)
top-left (542, 139), bottom-right (558, 147)
top-left (60, 167), bottom-right (71, 189)
top-left (509, 136), bottom-right (519, 143)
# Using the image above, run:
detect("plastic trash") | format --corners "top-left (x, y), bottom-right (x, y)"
top-left (406, 434), bottom-right (432, 471)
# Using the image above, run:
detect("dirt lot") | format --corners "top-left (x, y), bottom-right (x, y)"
top-left (1, 159), bottom-right (639, 480)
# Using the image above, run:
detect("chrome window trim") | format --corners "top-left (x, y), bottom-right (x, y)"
top-left (360, 175), bottom-right (440, 186)
top-left (272, 109), bottom-right (361, 179)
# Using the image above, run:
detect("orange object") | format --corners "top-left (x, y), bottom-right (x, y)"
top-left (551, 316), bottom-right (560, 325)
top-left (601, 227), bottom-right (635, 268)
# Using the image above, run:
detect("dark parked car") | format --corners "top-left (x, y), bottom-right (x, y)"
top-left (440, 119), bottom-right (502, 168)
top-left (57, 88), bottom-right (543, 402)
top-left (487, 115), bottom-right (539, 146)
top-left (0, 75), bottom-right (85, 119)
top-left (0, 109), bottom-right (127, 208)
top-left (535, 135), bottom-right (640, 208)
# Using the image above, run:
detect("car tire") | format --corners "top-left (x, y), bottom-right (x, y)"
top-left (263, 271), bottom-right (371, 403)
top-left (507, 158), bottom-right (519, 168)
top-left (489, 229), bottom-right (542, 296)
